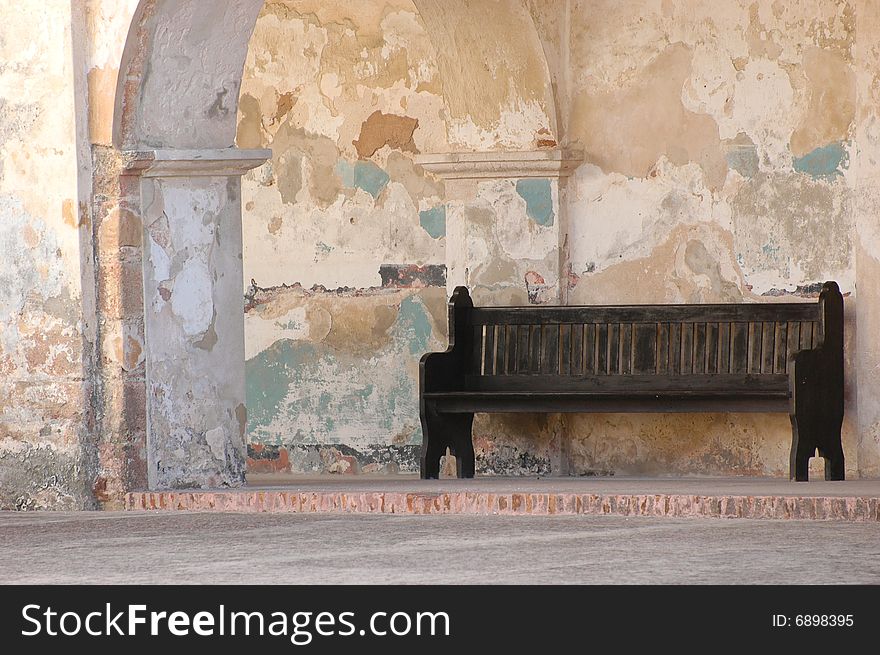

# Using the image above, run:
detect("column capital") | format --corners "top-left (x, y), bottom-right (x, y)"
top-left (414, 149), bottom-right (583, 181)
top-left (122, 148), bottom-right (272, 178)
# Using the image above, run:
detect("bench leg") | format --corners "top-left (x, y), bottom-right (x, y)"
top-left (822, 416), bottom-right (846, 481)
top-left (789, 388), bottom-right (845, 482)
top-left (789, 417), bottom-right (813, 483)
top-left (451, 414), bottom-right (475, 479)
top-left (420, 407), bottom-right (475, 479)
top-left (420, 404), bottom-right (447, 480)
top-left (822, 445), bottom-right (845, 481)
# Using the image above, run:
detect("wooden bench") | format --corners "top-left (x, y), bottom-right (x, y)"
top-left (419, 283), bottom-right (845, 482)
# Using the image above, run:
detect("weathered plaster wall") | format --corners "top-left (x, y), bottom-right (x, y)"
top-left (238, 1), bottom-right (564, 475)
top-left (0, 2), bottom-right (96, 508)
top-left (238, 1), bottom-right (449, 474)
top-left (86, 1), bottom-right (152, 503)
top-left (7, 0), bottom-right (874, 506)
top-left (851, 0), bottom-right (880, 477)
top-left (413, 0), bottom-right (558, 148)
top-left (563, 0), bottom-right (861, 477)
top-left (139, 165), bottom-right (257, 489)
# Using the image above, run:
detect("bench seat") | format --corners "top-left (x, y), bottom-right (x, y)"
top-left (423, 390), bottom-right (790, 414)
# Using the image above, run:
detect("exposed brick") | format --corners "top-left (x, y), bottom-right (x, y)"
top-left (379, 264), bottom-right (446, 288)
top-left (123, 490), bottom-right (880, 522)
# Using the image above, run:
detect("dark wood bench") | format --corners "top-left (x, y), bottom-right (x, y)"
top-left (419, 283), bottom-right (845, 482)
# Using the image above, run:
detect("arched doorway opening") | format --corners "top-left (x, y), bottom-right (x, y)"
top-left (103, 0), bottom-right (564, 492)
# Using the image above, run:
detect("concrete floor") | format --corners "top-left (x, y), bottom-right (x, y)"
top-left (1, 511), bottom-right (879, 584)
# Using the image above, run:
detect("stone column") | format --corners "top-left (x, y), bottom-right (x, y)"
top-left (415, 150), bottom-right (582, 303)
top-left (852, 2), bottom-right (880, 478)
top-left (414, 150), bottom-right (582, 476)
top-left (123, 149), bottom-right (270, 489)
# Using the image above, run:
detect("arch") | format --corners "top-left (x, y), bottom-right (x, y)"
top-left (114, 0), bottom-right (559, 151)
top-left (109, 0), bottom-right (561, 492)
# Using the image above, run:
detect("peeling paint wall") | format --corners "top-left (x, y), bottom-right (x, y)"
top-left (86, 0), bottom-right (150, 504)
top-left (238, 1), bottom-right (564, 476)
top-left (7, 0), bottom-right (880, 506)
top-left (0, 1), bottom-right (96, 508)
top-left (137, 173), bottom-right (249, 489)
top-left (238, 1), bottom-right (452, 475)
top-left (238, 0), bottom-right (867, 479)
top-left (564, 0), bottom-right (860, 477)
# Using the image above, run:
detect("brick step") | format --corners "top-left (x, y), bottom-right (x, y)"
top-left (126, 489), bottom-right (880, 522)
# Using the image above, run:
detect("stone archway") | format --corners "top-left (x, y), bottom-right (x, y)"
top-left (105, 0), bottom-right (563, 492)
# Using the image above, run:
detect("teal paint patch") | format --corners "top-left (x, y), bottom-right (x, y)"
top-left (354, 162), bottom-right (390, 198)
top-left (515, 179), bottom-right (555, 226)
top-left (246, 293), bottom-right (439, 449)
top-left (394, 295), bottom-right (433, 356)
top-left (726, 145), bottom-right (759, 178)
top-left (246, 340), bottom-right (317, 433)
top-left (418, 205), bottom-right (446, 239)
top-left (334, 161), bottom-right (390, 198)
top-left (793, 142), bottom-right (849, 179)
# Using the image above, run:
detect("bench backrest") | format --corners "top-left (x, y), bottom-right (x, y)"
top-left (443, 284), bottom-right (843, 393)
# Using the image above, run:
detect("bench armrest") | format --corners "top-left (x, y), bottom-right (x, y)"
top-left (789, 281), bottom-right (844, 410)
top-left (420, 286), bottom-right (474, 393)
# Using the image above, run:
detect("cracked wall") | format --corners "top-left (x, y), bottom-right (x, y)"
top-left (6, 0), bottom-right (879, 506)
top-left (564, 0), bottom-right (860, 477)
top-left (238, 1), bottom-right (452, 475)
top-left (0, 1), bottom-right (97, 509)
top-left (238, 1), bottom-right (562, 476)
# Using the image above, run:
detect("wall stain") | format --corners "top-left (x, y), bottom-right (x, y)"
top-left (336, 160), bottom-right (390, 198)
top-left (515, 178), bottom-right (554, 226)
top-left (353, 110), bottom-right (419, 159)
top-left (418, 205), bottom-right (446, 239)
top-left (793, 141), bottom-right (849, 179)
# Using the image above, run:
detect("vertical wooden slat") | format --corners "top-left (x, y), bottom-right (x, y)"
top-left (633, 323), bottom-right (656, 374)
top-left (719, 322), bottom-right (731, 374)
top-left (516, 325), bottom-right (530, 373)
top-left (571, 324), bottom-right (584, 375)
top-left (694, 323), bottom-right (707, 375)
top-left (541, 324), bottom-right (559, 374)
top-left (799, 321), bottom-right (813, 351)
top-left (656, 323), bottom-right (669, 375)
top-left (669, 323), bottom-right (681, 375)
top-left (529, 324), bottom-right (541, 374)
top-left (608, 323), bottom-right (620, 374)
top-left (680, 323), bottom-right (693, 374)
top-left (812, 320), bottom-right (821, 349)
top-left (748, 321), bottom-right (763, 373)
top-left (620, 323), bottom-right (633, 375)
top-left (631, 324), bottom-right (637, 374)
top-left (731, 322), bottom-right (749, 374)
top-left (559, 324), bottom-right (571, 375)
top-left (483, 324), bottom-right (496, 375)
top-left (786, 321), bottom-right (800, 372)
top-left (495, 324), bottom-right (508, 375)
top-left (585, 324), bottom-right (596, 374)
top-left (597, 323), bottom-right (608, 375)
top-left (761, 321), bottom-right (775, 374)
top-left (773, 322), bottom-right (786, 374)
top-left (705, 322), bottom-right (719, 374)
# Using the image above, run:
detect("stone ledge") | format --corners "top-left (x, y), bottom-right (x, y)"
top-left (125, 491), bottom-right (880, 522)
top-left (122, 148), bottom-right (272, 177)
top-left (414, 149), bottom-right (583, 180)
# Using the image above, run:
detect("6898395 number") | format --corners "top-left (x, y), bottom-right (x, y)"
top-left (773, 614), bottom-right (854, 628)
